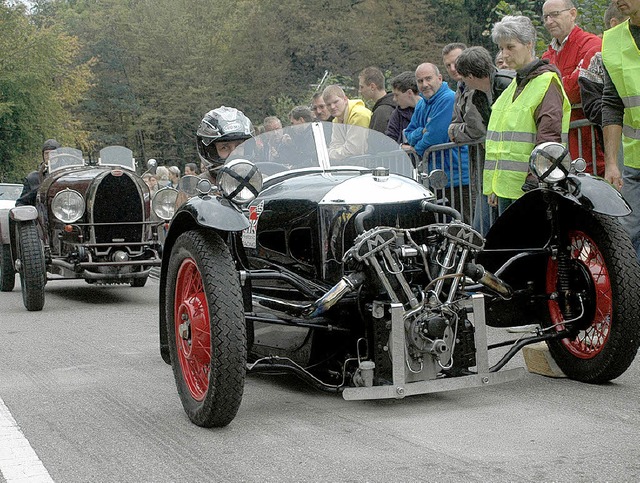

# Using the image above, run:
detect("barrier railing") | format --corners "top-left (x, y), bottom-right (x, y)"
top-left (419, 119), bottom-right (601, 235)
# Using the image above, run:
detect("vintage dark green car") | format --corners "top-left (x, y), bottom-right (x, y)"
top-left (1, 146), bottom-right (162, 311)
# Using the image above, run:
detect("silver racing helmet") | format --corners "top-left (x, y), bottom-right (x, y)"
top-left (196, 106), bottom-right (254, 171)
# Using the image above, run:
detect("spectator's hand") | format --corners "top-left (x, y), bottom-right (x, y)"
top-left (605, 164), bottom-right (623, 191)
top-left (521, 172), bottom-right (538, 192)
top-left (401, 144), bottom-right (415, 154)
top-left (488, 193), bottom-right (498, 207)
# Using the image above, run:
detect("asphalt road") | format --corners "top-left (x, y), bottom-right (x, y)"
top-left (1, 276), bottom-right (639, 482)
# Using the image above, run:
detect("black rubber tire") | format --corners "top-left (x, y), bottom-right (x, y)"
top-left (166, 230), bottom-right (246, 427)
top-left (0, 243), bottom-right (15, 292)
top-left (545, 210), bottom-right (640, 383)
top-left (17, 222), bottom-right (46, 311)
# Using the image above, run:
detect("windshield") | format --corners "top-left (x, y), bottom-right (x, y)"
top-left (98, 146), bottom-right (136, 171)
top-left (0, 183), bottom-right (22, 201)
top-left (227, 121), bottom-right (415, 179)
top-left (48, 147), bottom-right (85, 173)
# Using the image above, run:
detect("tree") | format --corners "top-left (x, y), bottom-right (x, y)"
top-left (0, 1), bottom-right (92, 181)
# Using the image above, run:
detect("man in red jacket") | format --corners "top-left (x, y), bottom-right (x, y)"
top-left (542, 0), bottom-right (604, 175)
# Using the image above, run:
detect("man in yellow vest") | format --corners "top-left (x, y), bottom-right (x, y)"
top-left (322, 84), bottom-right (372, 160)
top-left (602, 0), bottom-right (640, 259)
top-left (486, 15), bottom-right (571, 215)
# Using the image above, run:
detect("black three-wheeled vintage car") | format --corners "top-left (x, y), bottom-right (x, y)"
top-left (155, 123), bottom-right (640, 427)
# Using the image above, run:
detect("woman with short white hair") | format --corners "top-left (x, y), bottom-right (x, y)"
top-left (484, 15), bottom-right (571, 214)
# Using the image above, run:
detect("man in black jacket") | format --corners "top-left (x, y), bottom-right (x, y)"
top-left (358, 66), bottom-right (396, 133)
top-left (15, 139), bottom-right (60, 207)
top-left (452, 46), bottom-right (514, 235)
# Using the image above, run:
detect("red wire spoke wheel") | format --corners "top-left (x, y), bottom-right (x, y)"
top-left (543, 211), bottom-right (640, 383)
top-left (175, 258), bottom-right (211, 401)
top-left (546, 230), bottom-right (611, 358)
top-left (166, 230), bottom-right (246, 427)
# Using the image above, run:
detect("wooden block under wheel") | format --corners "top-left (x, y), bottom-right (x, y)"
top-left (522, 342), bottom-right (566, 378)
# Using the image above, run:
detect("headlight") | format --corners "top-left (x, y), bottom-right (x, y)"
top-left (529, 142), bottom-right (571, 184)
top-left (152, 187), bottom-right (178, 220)
top-left (218, 159), bottom-right (263, 204)
top-left (52, 189), bottom-right (85, 223)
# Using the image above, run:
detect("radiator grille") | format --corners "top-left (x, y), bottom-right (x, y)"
top-left (93, 173), bottom-right (143, 244)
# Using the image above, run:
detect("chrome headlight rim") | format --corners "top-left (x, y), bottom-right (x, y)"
top-left (529, 142), bottom-right (571, 184)
top-left (151, 187), bottom-right (179, 221)
top-left (218, 159), bottom-right (263, 205)
top-left (51, 188), bottom-right (85, 223)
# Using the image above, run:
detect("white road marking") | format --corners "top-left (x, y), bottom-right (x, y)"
top-left (0, 397), bottom-right (54, 482)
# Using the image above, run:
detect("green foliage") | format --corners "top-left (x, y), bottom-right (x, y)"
top-left (0, 0), bottom-right (613, 174)
top-left (574, 0), bottom-right (609, 35)
top-left (0, 1), bottom-right (92, 181)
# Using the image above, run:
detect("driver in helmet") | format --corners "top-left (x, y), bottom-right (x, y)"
top-left (196, 106), bottom-right (254, 184)
top-left (16, 138), bottom-right (61, 207)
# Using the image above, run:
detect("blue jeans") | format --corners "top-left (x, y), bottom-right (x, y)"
top-left (497, 196), bottom-right (514, 216)
top-left (472, 194), bottom-right (498, 236)
top-left (620, 165), bottom-right (640, 260)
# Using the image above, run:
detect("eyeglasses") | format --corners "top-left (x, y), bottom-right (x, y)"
top-left (541, 8), bottom-right (572, 22)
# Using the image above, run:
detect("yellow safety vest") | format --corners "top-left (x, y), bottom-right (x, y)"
top-left (484, 71), bottom-right (570, 199)
top-left (602, 20), bottom-right (640, 169)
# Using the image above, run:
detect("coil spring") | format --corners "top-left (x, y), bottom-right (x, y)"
top-left (557, 253), bottom-right (574, 319)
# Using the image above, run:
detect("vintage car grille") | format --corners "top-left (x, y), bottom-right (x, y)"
top-left (92, 173), bottom-right (143, 244)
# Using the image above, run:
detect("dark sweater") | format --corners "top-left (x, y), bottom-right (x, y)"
top-left (369, 92), bottom-right (397, 133)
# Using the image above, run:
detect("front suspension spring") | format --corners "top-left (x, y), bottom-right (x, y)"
top-left (557, 253), bottom-right (575, 319)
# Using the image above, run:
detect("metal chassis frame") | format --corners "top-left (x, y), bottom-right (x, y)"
top-left (342, 294), bottom-right (525, 400)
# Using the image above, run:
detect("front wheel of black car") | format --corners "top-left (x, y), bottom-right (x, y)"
top-left (1, 243), bottom-right (15, 292)
top-left (166, 230), bottom-right (246, 428)
top-left (544, 211), bottom-right (640, 383)
top-left (16, 222), bottom-right (45, 311)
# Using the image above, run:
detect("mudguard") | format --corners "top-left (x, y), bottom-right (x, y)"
top-left (484, 175), bottom-right (629, 259)
top-left (478, 178), bottom-right (629, 328)
top-left (568, 174), bottom-right (630, 217)
top-left (179, 195), bottom-right (250, 232)
top-left (159, 194), bottom-right (249, 363)
top-left (6, 205), bottom-right (39, 254)
top-left (0, 209), bottom-right (10, 244)
top-left (9, 205), bottom-right (38, 222)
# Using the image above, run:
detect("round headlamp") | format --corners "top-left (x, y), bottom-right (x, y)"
top-left (152, 187), bottom-right (178, 220)
top-left (529, 142), bottom-right (571, 184)
top-left (218, 159), bottom-right (263, 204)
top-left (52, 188), bottom-right (85, 223)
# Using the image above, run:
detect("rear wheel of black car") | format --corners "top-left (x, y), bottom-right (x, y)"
top-left (1, 243), bottom-right (15, 292)
top-left (16, 222), bottom-right (46, 311)
top-left (545, 211), bottom-right (640, 383)
top-left (166, 230), bottom-right (246, 427)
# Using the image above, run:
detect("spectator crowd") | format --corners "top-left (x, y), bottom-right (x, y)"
top-left (24, 1), bottom-right (640, 261)
top-left (207, 0), bottom-right (638, 258)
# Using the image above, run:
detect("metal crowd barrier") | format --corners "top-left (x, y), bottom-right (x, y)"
top-left (419, 119), bottom-right (602, 235)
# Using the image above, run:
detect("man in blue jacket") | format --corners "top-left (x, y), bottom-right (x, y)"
top-left (404, 63), bottom-right (469, 190)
